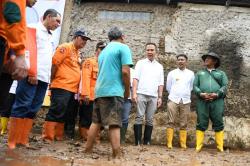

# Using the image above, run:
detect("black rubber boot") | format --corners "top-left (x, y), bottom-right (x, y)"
top-left (143, 125), bottom-right (153, 145)
top-left (64, 123), bottom-right (75, 139)
top-left (120, 123), bottom-right (128, 144)
top-left (134, 124), bottom-right (142, 146)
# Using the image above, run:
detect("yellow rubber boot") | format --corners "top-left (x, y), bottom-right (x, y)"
top-left (166, 128), bottom-right (174, 149)
top-left (1, 117), bottom-right (9, 135)
top-left (215, 131), bottom-right (224, 152)
top-left (179, 130), bottom-right (187, 149)
top-left (196, 130), bottom-right (205, 152)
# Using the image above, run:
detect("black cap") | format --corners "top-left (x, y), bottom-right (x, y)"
top-left (202, 52), bottom-right (220, 68)
top-left (74, 30), bottom-right (91, 40)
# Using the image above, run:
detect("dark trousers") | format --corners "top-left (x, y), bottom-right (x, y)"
top-left (0, 93), bottom-right (15, 117)
top-left (0, 36), bottom-right (6, 74)
top-left (45, 88), bottom-right (74, 123)
top-left (79, 101), bottom-right (94, 128)
top-left (64, 97), bottom-right (79, 137)
top-left (196, 99), bottom-right (224, 132)
top-left (0, 73), bottom-right (13, 108)
top-left (11, 78), bottom-right (48, 119)
top-left (0, 73), bottom-right (13, 117)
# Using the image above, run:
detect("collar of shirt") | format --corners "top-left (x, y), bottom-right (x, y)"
top-left (38, 21), bottom-right (52, 35)
top-left (146, 58), bottom-right (157, 63)
top-left (177, 68), bottom-right (187, 72)
top-left (206, 68), bottom-right (216, 72)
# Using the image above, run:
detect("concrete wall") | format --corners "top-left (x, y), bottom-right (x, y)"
top-left (60, 1), bottom-right (250, 148)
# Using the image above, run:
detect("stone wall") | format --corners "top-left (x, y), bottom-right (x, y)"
top-left (60, 1), bottom-right (250, 148)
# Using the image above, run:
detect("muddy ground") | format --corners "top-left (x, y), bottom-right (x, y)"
top-left (0, 131), bottom-right (250, 166)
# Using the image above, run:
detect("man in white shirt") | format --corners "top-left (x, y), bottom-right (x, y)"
top-left (8, 9), bottom-right (61, 149)
top-left (166, 54), bottom-right (194, 149)
top-left (133, 43), bottom-right (164, 145)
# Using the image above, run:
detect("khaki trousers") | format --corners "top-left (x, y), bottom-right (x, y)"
top-left (167, 100), bottom-right (190, 129)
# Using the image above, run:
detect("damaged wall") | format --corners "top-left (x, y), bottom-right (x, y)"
top-left (60, 1), bottom-right (250, 148)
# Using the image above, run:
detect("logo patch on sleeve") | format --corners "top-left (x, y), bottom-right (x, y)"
top-left (60, 47), bottom-right (66, 54)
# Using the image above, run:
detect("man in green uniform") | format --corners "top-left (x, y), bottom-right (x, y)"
top-left (193, 52), bottom-right (228, 152)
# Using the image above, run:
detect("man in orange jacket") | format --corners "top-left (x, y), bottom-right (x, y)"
top-left (79, 41), bottom-right (106, 142)
top-left (0, 0), bottom-right (37, 137)
top-left (0, 0), bottom-right (28, 79)
top-left (0, 1), bottom-right (28, 122)
top-left (42, 30), bottom-right (91, 143)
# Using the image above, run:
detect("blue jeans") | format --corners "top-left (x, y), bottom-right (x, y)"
top-left (11, 78), bottom-right (48, 119)
top-left (121, 99), bottom-right (132, 124)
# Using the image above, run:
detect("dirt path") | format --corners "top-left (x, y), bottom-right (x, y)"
top-left (1, 133), bottom-right (250, 166)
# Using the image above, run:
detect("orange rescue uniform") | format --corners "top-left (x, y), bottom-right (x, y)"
top-left (81, 56), bottom-right (98, 101)
top-left (0, 0), bottom-right (26, 60)
top-left (50, 42), bottom-right (81, 93)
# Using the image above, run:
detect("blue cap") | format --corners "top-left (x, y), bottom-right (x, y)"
top-left (74, 30), bottom-right (91, 40)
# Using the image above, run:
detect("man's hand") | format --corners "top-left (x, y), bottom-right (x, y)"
top-left (81, 95), bottom-right (90, 105)
top-left (200, 93), bottom-right (218, 101)
top-left (28, 76), bottom-right (38, 85)
top-left (11, 55), bottom-right (28, 80)
top-left (157, 98), bottom-right (162, 108)
top-left (200, 93), bottom-right (210, 101)
top-left (207, 93), bottom-right (218, 101)
top-left (132, 93), bottom-right (137, 104)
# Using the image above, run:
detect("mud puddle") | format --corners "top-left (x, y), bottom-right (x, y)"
top-left (0, 150), bottom-right (70, 166)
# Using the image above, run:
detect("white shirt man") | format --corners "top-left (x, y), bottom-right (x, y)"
top-left (133, 43), bottom-right (164, 145)
top-left (134, 58), bottom-right (164, 97)
top-left (28, 21), bottom-right (54, 83)
top-left (166, 54), bottom-right (194, 150)
top-left (8, 9), bottom-right (61, 149)
top-left (167, 68), bottom-right (194, 104)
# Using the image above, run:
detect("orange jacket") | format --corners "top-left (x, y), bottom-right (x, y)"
top-left (51, 42), bottom-right (81, 93)
top-left (0, 0), bottom-right (26, 62)
top-left (81, 56), bottom-right (98, 101)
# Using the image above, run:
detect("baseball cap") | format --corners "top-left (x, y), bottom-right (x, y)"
top-left (74, 30), bottom-right (91, 40)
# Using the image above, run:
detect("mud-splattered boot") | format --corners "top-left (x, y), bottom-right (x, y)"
top-left (166, 128), bottom-right (174, 149)
top-left (8, 117), bottom-right (23, 149)
top-left (55, 122), bottom-right (64, 141)
top-left (1, 117), bottom-right (9, 135)
top-left (18, 118), bottom-right (33, 147)
top-left (196, 130), bottom-right (205, 152)
top-left (179, 130), bottom-right (187, 149)
top-left (215, 131), bottom-right (224, 152)
top-left (42, 121), bottom-right (57, 142)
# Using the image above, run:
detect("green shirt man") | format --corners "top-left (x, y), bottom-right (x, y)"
top-left (193, 52), bottom-right (228, 152)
